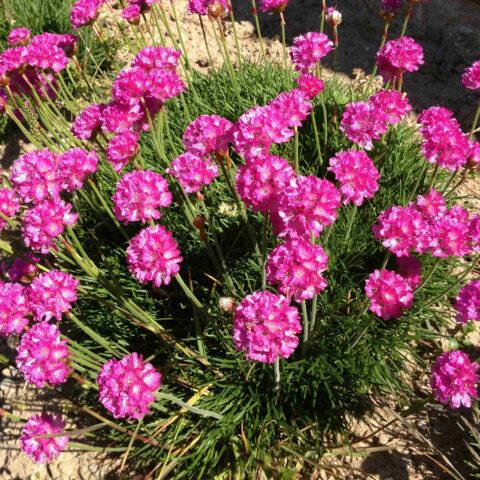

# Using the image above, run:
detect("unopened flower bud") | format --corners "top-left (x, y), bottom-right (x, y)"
top-left (208, 3), bottom-right (225, 18)
top-left (193, 215), bottom-right (206, 230)
top-left (219, 297), bottom-right (237, 313)
top-left (326, 7), bottom-right (342, 27)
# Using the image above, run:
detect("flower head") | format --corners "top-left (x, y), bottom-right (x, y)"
top-left (58, 148), bottom-right (98, 191)
top-left (29, 271), bottom-right (79, 322)
top-left (296, 73), bottom-right (324, 99)
top-left (188, 0), bottom-right (231, 16)
top-left (381, 0), bottom-right (401, 13)
top-left (72, 103), bottom-right (105, 140)
top-left (340, 101), bottom-right (388, 150)
top-left (454, 280), bottom-right (480, 325)
top-left (113, 170), bottom-right (172, 224)
top-left (365, 269), bottom-right (414, 320)
top-left (3, 254), bottom-right (40, 283)
top-left (70, 0), bottom-right (104, 29)
top-left (414, 189), bottom-right (446, 219)
top-left (0, 282), bottom-right (30, 336)
top-left (266, 238), bottom-right (329, 302)
top-left (396, 256), bottom-right (422, 289)
top-left (328, 150), bottom-right (380, 206)
top-left (132, 46), bottom-right (181, 72)
top-left (16, 321), bottom-right (71, 388)
top-left (369, 90), bottom-right (412, 125)
top-left (122, 5), bottom-right (141, 23)
top-left (167, 152), bottom-right (218, 194)
top-left (127, 225), bottom-right (182, 287)
top-left (431, 350), bottom-right (479, 408)
top-left (269, 89), bottom-right (312, 128)
top-left (290, 32), bottom-right (334, 72)
top-left (8, 28), bottom-right (31, 47)
top-left (462, 60), bottom-right (480, 91)
top-left (106, 130), bottom-right (140, 172)
top-left (22, 199), bottom-right (78, 253)
top-left (0, 187), bottom-right (20, 231)
top-left (26, 33), bottom-right (71, 72)
top-left (236, 155), bottom-right (295, 213)
top-left (326, 7), bottom-right (342, 26)
top-left (233, 291), bottom-right (301, 363)
top-left (20, 413), bottom-right (68, 464)
top-left (259, 0), bottom-right (289, 13)
top-left (97, 352), bottom-right (162, 419)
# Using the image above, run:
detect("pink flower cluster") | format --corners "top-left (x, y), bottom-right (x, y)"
top-left (376, 36), bottom-right (424, 83)
top-left (259, 0), bottom-right (289, 13)
top-left (72, 103), bottom-right (105, 140)
top-left (396, 256), bottom-right (422, 289)
top-left (419, 107), bottom-right (471, 171)
top-left (2, 254), bottom-right (40, 283)
top-left (29, 271), bottom-right (79, 322)
top-left (113, 170), bottom-right (172, 224)
top-left (233, 291), bottom-right (301, 363)
top-left (0, 187), bottom-right (20, 231)
top-left (373, 189), bottom-right (479, 258)
top-left (20, 413), bottom-right (69, 464)
top-left (127, 225), bottom-right (182, 287)
top-left (454, 280), bottom-right (480, 325)
top-left (0, 282), bottom-right (30, 335)
top-left (70, 0), bottom-right (106, 29)
top-left (8, 28), bottom-right (31, 47)
top-left (59, 148), bottom-right (99, 191)
top-left (16, 321), bottom-right (71, 388)
top-left (187, 0), bottom-right (231, 17)
top-left (296, 73), bottom-right (324, 99)
top-left (365, 269), bottom-right (414, 320)
top-left (381, 0), bottom-right (401, 13)
top-left (369, 90), bottom-right (412, 125)
top-left (266, 238), bottom-right (329, 302)
top-left (431, 350), bottom-right (479, 409)
top-left (97, 352), bottom-right (162, 419)
top-left (290, 32), bottom-right (334, 72)
top-left (106, 130), bottom-right (140, 172)
top-left (328, 150), bottom-right (380, 206)
top-left (462, 60), bottom-right (480, 91)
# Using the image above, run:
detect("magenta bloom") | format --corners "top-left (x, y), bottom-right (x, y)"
top-left (113, 170), bottom-right (172, 224)
top-left (373, 205), bottom-right (428, 257)
top-left (167, 152), bottom-right (218, 194)
top-left (16, 321), bottom-right (71, 388)
top-left (369, 90), bottom-right (412, 125)
top-left (70, 0), bottom-right (104, 29)
top-left (0, 187), bottom-right (20, 231)
top-left (273, 175), bottom-right (341, 239)
top-left (431, 350), bottom-right (479, 409)
top-left (182, 114), bottom-right (234, 157)
top-left (290, 32), bottom-right (334, 72)
top-left (396, 256), bottom-right (422, 289)
top-left (97, 352), bottom-right (162, 419)
top-left (122, 5), bottom-right (141, 22)
top-left (0, 282), bottom-right (30, 336)
top-left (8, 28), bottom-right (31, 46)
top-left (470, 215), bottom-right (480, 253)
top-left (132, 46), bottom-right (181, 72)
top-left (3, 254), bottom-right (40, 283)
top-left (365, 269), bottom-right (414, 320)
top-left (328, 150), bottom-right (380, 206)
top-left (462, 60), bottom-right (480, 91)
top-left (269, 89), bottom-right (312, 128)
top-left (340, 101), bottom-right (388, 150)
top-left (266, 239), bottom-right (329, 302)
top-left (11, 149), bottom-right (61, 204)
top-left (233, 291), bottom-right (301, 364)
top-left (187, 0), bottom-right (231, 16)
top-left (26, 33), bottom-right (71, 73)
top-left (127, 225), bottom-right (182, 287)
top-left (259, 0), bottom-right (289, 13)
top-left (102, 101), bottom-right (144, 134)
top-left (29, 271), bottom-right (79, 322)
top-left (58, 148), bottom-right (98, 191)
top-left (381, 0), bottom-right (401, 12)
top-left (236, 155), bottom-right (295, 213)
top-left (106, 130), bottom-right (140, 172)
top-left (22, 199), bottom-right (78, 254)
top-left (296, 73), bottom-right (324, 99)
top-left (454, 280), bottom-right (480, 325)
top-left (414, 189), bottom-right (447, 219)
top-left (376, 36), bottom-right (424, 82)
top-left (20, 413), bottom-right (69, 464)
top-left (72, 103), bottom-right (105, 140)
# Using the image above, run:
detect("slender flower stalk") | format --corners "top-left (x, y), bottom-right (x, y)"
top-left (251, 0), bottom-right (267, 59)
top-left (199, 15), bottom-right (215, 70)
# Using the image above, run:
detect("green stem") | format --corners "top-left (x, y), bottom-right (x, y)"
top-left (156, 392), bottom-right (223, 420)
top-left (280, 12), bottom-right (288, 69)
top-left (320, 94), bottom-right (329, 147)
top-left (174, 273), bottom-right (205, 310)
top-left (469, 98), bottom-right (480, 140)
top-left (320, 0), bottom-right (326, 33)
top-left (229, 8), bottom-right (243, 68)
top-left (251, 0), bottom-right (266, 60)
top-left (274, 358), bottom-right (281, 390)
top-left (261, 213), bottom-right (270, 289)
top-left (294, 127), bottom-right (300, 173)
top-left (414, 261), bottom-right (439, 294)
top-left (400, 5), bottom-right (412, 37)
top-left (301, 300), bottom-right (309, 343)
top-left (345, 205), bottom-right (357, 241)
top-left (199, 15), bottom-right (215, 70)
top-left (311, 109), bottom-right (323, 166)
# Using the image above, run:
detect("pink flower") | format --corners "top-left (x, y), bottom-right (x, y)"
top-left (182, 115), bottom-right (234, 157)
top-left (269, 89), bottom-right (312, 128)
top-left (0, 187), bottom-right (20, 230)
top-left (132, 46), bottom-right (181, 72)
top-left (325, 7), bottom-right (342, 27)
top-left (233, 291), bottom-right (301, 363)
top-left (70, 0), bottom-right (104, 29)
top-left (365, 269), bottom-right (414, 320)
top-left (97, 352), bottom-right (162, 419)
top-left (272, 175), bottom-right (341, 239)
top-left (0, 46), bottom-right (28, 76)
top-left (340, 101), bottom-right (388, 150)
top-left (236, 155), bottom-right (295, 213)
top-left (414, 189), bottom-right (446, 219)
top-left (328, 150), bottom-right (380, 206)
top-left (462, 60), bottom-right (480, 91)
top-left (58, 148), bottom-right (98, 191)
top-left (29, 271), bottom-right (79, 322)
top-left (106, 130), bottom-right (140, 172)
top-left (3, 254), bottom-right (40, 283)
top-left (296, 73), bottom-right (324, 99)
top-left (469, 140), bottom-right (480, 167)
top-left (113, 170), bottom-right (172, 224)
top-left (8, 28), bottom-right (31, 46)
top-left (188, 0), bottom-right (208, 14)
top-left (266, 238), bottom-right (328, 302)
top-left (396, 256), bottom-right (422, 289)
top-left (102, 101), bottom-right (144, 134)
top-left (290, 32), bottom-right (334, 72)
top-left (127, 225), bottom-right (182, 287)
top-left (376, 36), bottom-right (424, 82)
top-left (149, 68), bottom-right (185, 103)
top-left (259, 0), bottom-right (289, 13)
top-left (0, 283), bottom-right (30, 336)
top-left (369, 90), bottom-right (412, 125)
top-left (381, 0), bottom-right (401, 12)
top-left (26, 33), bottom-right (70, 72)
top-left (187, 0), bottom-right (231, 16)
top-left (112, 67), bottom-right (151, 105)
top-left (22, 199), bottom-right (78, 253)
top-left (454, 280), bottom-right (480, 325)
top-left (167, 152), bottom-right (218, 194)
top-left (72, 103), bottom-right (105, 140)
top-left (122, 5), bottom-right (141, 23)
top-left (11, 149), bottom-right (61, 204)
top-left (469, 215), bottom-right (480, 253)
top-left (16, 321), bottom-right (71, 388)
top-left (372, 205), bottom-right (428, 257)
top-left (431, 350), bottom-right (479, 408)
top-left (20, 413), bottom-right (69, 464)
